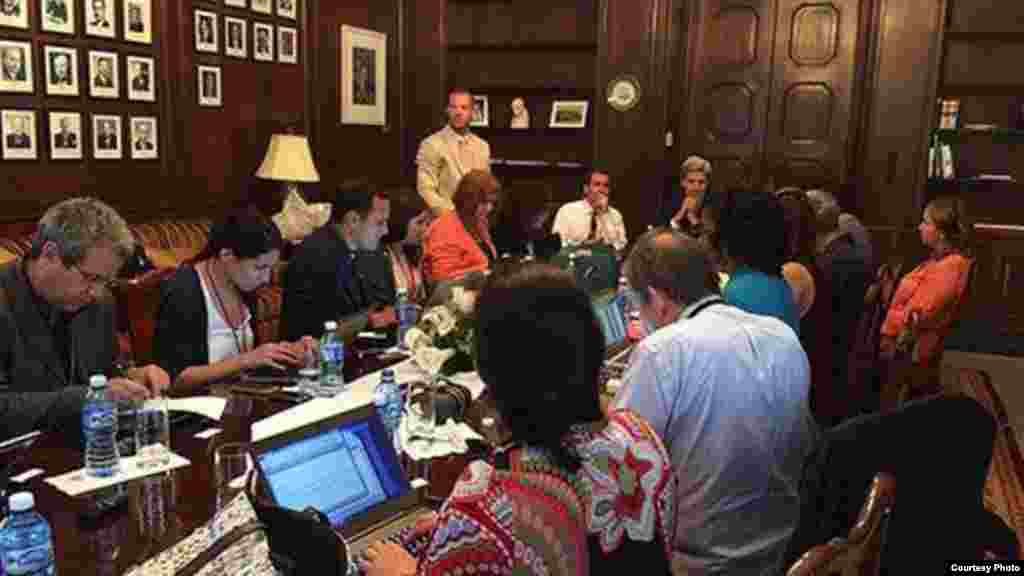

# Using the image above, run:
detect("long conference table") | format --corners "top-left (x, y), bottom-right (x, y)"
top-left (3, 343), bottom-right (497, 575)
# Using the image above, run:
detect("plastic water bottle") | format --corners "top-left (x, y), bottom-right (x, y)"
top-left (83, 375), bottom-right (120, 478)
top-left (0, 492), bottom-right (55, 576)
top-left (319, 321), bottom-right (344, 393)
top-left (395, 288), bottom-right (417, 350)
top-left (373, 368), bottom-right (402, 437)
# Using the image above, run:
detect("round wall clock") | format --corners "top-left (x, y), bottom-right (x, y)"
top-left (607, 75), bottom-right (641, 112)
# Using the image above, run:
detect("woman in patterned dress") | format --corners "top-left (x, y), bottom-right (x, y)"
top-left (363, 262), bottom-right (677, 576)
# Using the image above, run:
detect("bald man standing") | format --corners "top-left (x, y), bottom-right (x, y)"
top-left (416, 88), bottom-right (491, 214)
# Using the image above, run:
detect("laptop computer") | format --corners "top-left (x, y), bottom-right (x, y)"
top-left (251, 404), bottom-right (433, 558)
top-left (591, 289), bottom-right (633, 382)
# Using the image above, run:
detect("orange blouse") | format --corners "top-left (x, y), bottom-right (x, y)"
top-left (881, 253), bottom-right (972, 363)
top-left (422, 211), bottom-right (495, 283)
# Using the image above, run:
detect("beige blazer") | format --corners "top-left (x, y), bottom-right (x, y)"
top-left (416, 125), bottom-right (491, 213)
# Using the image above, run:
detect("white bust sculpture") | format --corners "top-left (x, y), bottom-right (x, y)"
top-left (510, 97), bottom-right (529, 129)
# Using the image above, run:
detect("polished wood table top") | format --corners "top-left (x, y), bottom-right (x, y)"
top-left (4, 346), bottom-right (491, 575)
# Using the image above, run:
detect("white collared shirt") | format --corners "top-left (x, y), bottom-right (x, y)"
top-left (551, 199), bottom-right (627, 251)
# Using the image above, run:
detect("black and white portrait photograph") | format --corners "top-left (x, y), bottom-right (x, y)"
top-left (2, 109), bottom-right (36, 159)
top-left (0, 0), bottom-right (28, 29)
top-left (277, 26), bottom-right (296, 64)
top-left (251, 0), bottom-right (270, 15)
top-left (126, 55), bottom-right (155, 102)
top-left (92, 114), bottom-right (121, 159)
top-left (225, 17), bottom-right (247, 59)
top-left (352, 46), bottom-right (375, 105)
top-left (470, 95), bottom-right (488, 128)
top-left (48, 111), bottom-right (81, 159)
top-left (130, 116), bottom-right (157, 159)
top-left (88, 50), bottom-right (118, 99)
top-left (85, 0), bottom-right (115, 39)
top-left (224, 0), bottom-right (246, 7)
top-left (44, 45), bottom-right (78, 96)
top-left (253, 22), bottom-right (273, 61)
top-left (195, 10), bottom-right (218, 53)
top-left (277, 0), bottom-right (295, 20)
top-left (41, 0), bottom-right (74, 34)
top-left (197, 65), bottom-right (221, 107)
top-left (124, 0), bottom-right (152, 44)
top-left (0, 40), bottom-right (32, 93)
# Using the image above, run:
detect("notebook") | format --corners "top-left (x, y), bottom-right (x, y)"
top-left (250, 404), bottom-right (432, 557)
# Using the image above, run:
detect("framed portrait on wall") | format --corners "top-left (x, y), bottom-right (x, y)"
top-left (130, 116), bottom-right (157, 160)
top-left (277, 0), bottom-right (295, 20)
top-left (124, 0), bottom-right (152, 44)
top-left (126, 55), bottom-right (155, 102)
top-left (0, 40), bottom-right (33, 93)
top-left (225, 17), bottom-right (247, 58)
top-left (470, 95), bottom-right (488, 127)
top-left (0, 0), bottom-right (29, 29)
top-left (253, 22), bottom-right (273, 61)
top-left (44, 45), bottom-right (78, 97)
top-left (251, 0), bottom-right (270, 15)
top-left (2, 109), bottom-right (36, 159)
top-left (48, 111), bottom-right (81, 160)
top-left (92, 114), bottom-right (121, 159)
top-left (88, 50), bottom-right (118, 99)
top-left (197, 65), bottom-right (221, 107)
top-left (195, 10), bottom-right (218, 53)
top-left (340, 25), bottom-right (386, 126)
top-left (85, 0), bottom-right (115, 38)
top-left (278, 26), bottom-right (296, 64)
top-left (41, 0), bottom-right (74, 34)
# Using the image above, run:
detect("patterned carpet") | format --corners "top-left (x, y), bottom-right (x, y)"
top-left (945, 368), bottom-right (1024, 552)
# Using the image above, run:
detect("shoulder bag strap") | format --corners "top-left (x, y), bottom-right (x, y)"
top-left (176, 520), bottom-right (267, 576)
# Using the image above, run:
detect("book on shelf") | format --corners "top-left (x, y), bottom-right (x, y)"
top-left (938, 98), bottom-right (960, 130)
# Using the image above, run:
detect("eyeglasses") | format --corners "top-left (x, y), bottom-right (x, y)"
top-left (72, 264), bottom-right (118, 291)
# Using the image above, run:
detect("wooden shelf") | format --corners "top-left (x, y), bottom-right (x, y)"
top-left (934, 128), bottom-right (1024, 144)
top-left (945, 31), bottom-right (1024, 43)
top-left (940, 85), bottom-right (1024, 97)
top-left (447, 42), bottom-right (598, 52)
top-left (491, 158), bottom-right (586, 169)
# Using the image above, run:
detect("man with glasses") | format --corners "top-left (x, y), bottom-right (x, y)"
top-left (551, 168), bottom-right (627, 251)
top-left (0, 197), bottom-right (169, 441)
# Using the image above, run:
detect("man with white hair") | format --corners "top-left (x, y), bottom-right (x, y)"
top-left (669, 155), bottom-right (712, 234)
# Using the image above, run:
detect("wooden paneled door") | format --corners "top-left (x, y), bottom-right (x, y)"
top-left (678, 0), bottom-right (859, 192)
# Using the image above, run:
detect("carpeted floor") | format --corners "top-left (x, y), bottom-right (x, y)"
top-left (946, 368), bottom-right (1024, 553)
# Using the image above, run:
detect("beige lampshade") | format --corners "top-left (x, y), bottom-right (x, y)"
top-left (255, 134), bottom-right (320, 182)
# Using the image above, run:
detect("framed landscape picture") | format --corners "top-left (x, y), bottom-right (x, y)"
top-left (550, 100), bottom-right (589, 128)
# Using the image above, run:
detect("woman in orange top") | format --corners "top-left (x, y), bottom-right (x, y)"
top-left (422, 169), bottom-right (499, 283)
top-left (880, 196), bottom-right (973, 365)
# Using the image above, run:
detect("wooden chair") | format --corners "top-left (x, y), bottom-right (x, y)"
top-left (848, 263), bottom-right (902, 414)
top-left (786, 472), bottom-right (896, 576)
top-left (114, 267), bottom-right (177, 366)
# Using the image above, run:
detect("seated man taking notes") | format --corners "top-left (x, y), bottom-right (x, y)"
top-left (280, 181), bottom-right (397, 343)
top-left (0, 198), bottom-right (169, 441)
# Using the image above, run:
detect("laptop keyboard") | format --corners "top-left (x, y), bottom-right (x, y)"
top-left (349, 514), bottom-right (432, 574)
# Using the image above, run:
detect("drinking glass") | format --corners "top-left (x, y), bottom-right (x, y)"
top-left (298, 345), bottom-right (320, 396)
top-left (212, 442), bottom-right (254, 513)
top-left (134, 397), bottom-right (171, 469)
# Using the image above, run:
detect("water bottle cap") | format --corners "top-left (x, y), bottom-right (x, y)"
top-left (324, 320), bottom-right (338, 331)
top-left (382, 368), bottom-right (394, 378)
top-left (89, 374), bottom-right (108, 389)
top-left (8, 492), bottom-right (33, 512)
top-left (396, 287), bottom-right (407, 296)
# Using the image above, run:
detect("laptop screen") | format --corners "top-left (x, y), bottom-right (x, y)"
top-left (592, 291), bottom-right (628, 349)
top-left (255, 409), bottom-right (409, 529)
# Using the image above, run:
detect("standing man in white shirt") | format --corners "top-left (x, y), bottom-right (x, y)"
top-left (551, 169), bottom-right (627, 251)
top-left (416, 88), bottom-right (492, 215)
top-left (613, 228), bottom-right (818, 576)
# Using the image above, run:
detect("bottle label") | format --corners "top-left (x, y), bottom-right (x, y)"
top-left (82, 405), bottom-right (115, 429)
top-left (320, 342), bottom-right (343, 364)
top-left (3, 543), bottom-right (53, 575)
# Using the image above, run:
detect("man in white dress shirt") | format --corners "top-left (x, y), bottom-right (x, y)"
top-left (613, 228), bottom-right (818, 576)
top-left (551, 169), bottom-right (627, 251)
top-left (416, 88), bottom-right (491, 215)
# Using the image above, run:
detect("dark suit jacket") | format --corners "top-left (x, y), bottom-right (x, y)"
top-left (0, 261), bottom-right (118, 441)
top-left (54, 132), bottom-right (76, 148)
top-left (153, 266), bottom-right (259, 384)
top-left (94, 73), bottom-right (112, 88)
top-left (98, 134), bottom-right (116, 149)
top-left (131, 76), bottom-right (149, 91)
top-left (6, 133), bottom-right (28, 148)
top-left (280, 225), bottom-right (395, 342)
top-left (134, 138), bottom-right (153, 150)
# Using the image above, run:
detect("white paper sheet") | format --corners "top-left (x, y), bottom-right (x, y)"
top-left (252, 358), bottom-right (486, 442)
top-left (44, 451), bottom-right (191, 497)
top-left (167, 396), bottom-right (227, 421)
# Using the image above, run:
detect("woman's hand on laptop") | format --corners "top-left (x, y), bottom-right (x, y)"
top-left (362, 541), bottom-right (416, 576)
top-left (242, 343), bottom-right (303, 371)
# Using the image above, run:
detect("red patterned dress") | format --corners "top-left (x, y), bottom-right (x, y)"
top-left (416, 409), bottom-right (676, 575)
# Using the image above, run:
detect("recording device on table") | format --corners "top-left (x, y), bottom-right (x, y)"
top-left (250, 404), bottom-right (436, 573)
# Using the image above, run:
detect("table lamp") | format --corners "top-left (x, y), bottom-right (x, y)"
top-left (256, 134), bottom-right (330, 242)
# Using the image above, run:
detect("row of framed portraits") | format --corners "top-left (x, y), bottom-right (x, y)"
top-left (208, 0), bottom-right (295, 19)
top-left (0, 109), bottom-right (157, 160)
top-left (0, 41), bottom-right (155, 101)
top-left (194, 11), bottom-right (296, 63)
top-left (0, 0), bottom-right (155, 44)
